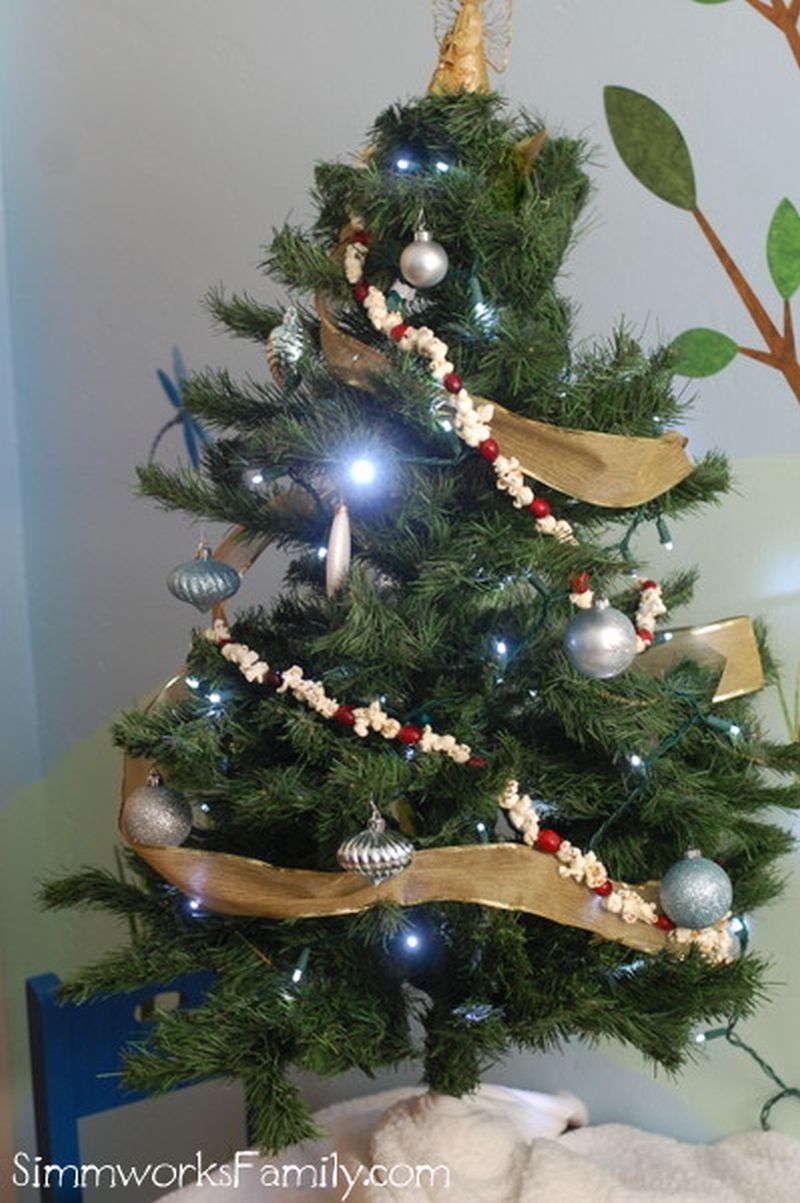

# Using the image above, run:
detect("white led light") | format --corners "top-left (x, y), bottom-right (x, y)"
top-left (694, 1031), bottom-right (707, 1044)
top-left (729, 724), bottom-right (742, 738)
top-left (395, 158), bottom-right (411, 171)
top-left (476, 822), bottom-right (487, 834)
top-left (185, 676), bottom-right (200, 689)
top-left (664, 541), bottom-right (674, 552)
top-left (291, 968), bottom-right (304, 984)
top-left (439, 418), bottom-right (453, 431)
top-left (188, 898), bottom-right (201, 911)
top-left (628, 753), bottom-right (644, 769)
top-left (200, 802), bottom-right (210, 813)
top-left (404, 933), bottom-right (421, 951)
top-left (435, 160), bottom-right (450, 173)
top-left (317, 546), bottom-right (327, 560)
top-left (495, 639), bottom-right (508, 657)
top-left (207, 691), bottom-right (222, 705)
top-left (661, 632), bottom-right (673, 643)
top-left (247, 470), bottom-right (264, 487)
top-left (349, 457), bottom-right (377, 485)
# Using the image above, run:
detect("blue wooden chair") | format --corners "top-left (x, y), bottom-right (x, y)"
top-left (26, 970), bottom-right (215, 1203)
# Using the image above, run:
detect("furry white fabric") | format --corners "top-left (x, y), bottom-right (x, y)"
top-left (157, 1087), bottom-right (800, 1203)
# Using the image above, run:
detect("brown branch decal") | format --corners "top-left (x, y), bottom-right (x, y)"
top-left (741, 0), bottom-right (800, 68)
top-left (605, 87), bottom-right (800, 408)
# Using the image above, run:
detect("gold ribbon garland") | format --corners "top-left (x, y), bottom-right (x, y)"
top-left (315, 293), bottom-right (694, 508)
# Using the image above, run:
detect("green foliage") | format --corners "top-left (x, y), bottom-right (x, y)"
top-left (44, 89), bottom-right (798, 1151)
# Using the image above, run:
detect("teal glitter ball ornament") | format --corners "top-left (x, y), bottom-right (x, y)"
top-left (167, 541), bottom-right (241, 612)
top-left (659, 850), bottom-right (733, 929)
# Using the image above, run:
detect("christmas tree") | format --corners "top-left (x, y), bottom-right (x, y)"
top-left (44, 0), bottom-right (800, 1152)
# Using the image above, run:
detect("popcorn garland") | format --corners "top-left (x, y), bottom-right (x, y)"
top-left (202, 624), bottom-right (731, 964)
top-left (204, 620), bottom-right (476, 765)
top-left (569, 572), bottom-right (666, 655)
top-left (498, 780), bottom-right (735, 964)
top-left (343, 228), bottom-right (577, 545)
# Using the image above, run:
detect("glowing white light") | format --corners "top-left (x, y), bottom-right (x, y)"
top-left (661, 632), bottom-right (673, 643)
top-left (404, 933), bottom-right (421, 951)
top-left (185, 676), bottom-right (200, 689)
top-left (207, 691), bottom-right (222, 705)
top-left (395, 158), bottom-right (412, 171)
top-left (476, 822), bottom-right (487, 834)
top-left (729, 724), bottom-right (742, 738)
top-left (495, 639), bottom-right (508, 657)
top-left (663, 541), bottom-right (674, 552)
top-left (317, 546), bottom-right (327, 560)
top-left (729, 915), bottom-right (749, 936)
top-left (694, 1031), bottom-right (707, 1044)
top-left (200, 802), bottom-right (210, 813)
top-left (291, 968), bottom-right (304, 984)
top-left (439, 417), bottom-right (453, 431)
top-left (628, 753), bottom-right (644, 769)
top-left (349, 457), bottom-right (377, 485)
top-left (474, 301), bottom-right (498, 331)
top-left (435, 160), bottom-right (450, 173)
top-left (188, 898), bottom-right (201, 911)
top-left (247, 470), bottom-right (265, 487)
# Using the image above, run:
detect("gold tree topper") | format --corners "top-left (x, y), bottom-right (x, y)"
top-left (429, 0), bottom-right (512, 94)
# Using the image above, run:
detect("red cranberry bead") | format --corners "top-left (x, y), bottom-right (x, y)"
top-left (468, 755), bottom-right (488, 768)
top-left (478, 438), bottom-right (500, 462)
top-left (593, 881), bottom-right (613, 897)
top-left (656, 914), bottom-right (676, 931)
top-left (529, 497), bottom-right (551, 519)
top-left (265, 669), bottom-right (283, 688)
top-left (636, 628), bottom-right (654, 643)
top-left (570, 571), bottom-right (591, 594)
top-left (640, 579), bottom-right (658, 591)
top-left (443, 372), bottom-right (463, 395)
top-left (352, 281), bottom-right (370, 303)
top-left (536, 829), bottom-right (562, 854)
top-left (351, 230), bottom-right (371, 245)
top-left (398, 724), bottom-right (423, 746)
top-left (390, 322), bottom-right (409, 342)
top-left (334, 705), bottom-right (356, 726)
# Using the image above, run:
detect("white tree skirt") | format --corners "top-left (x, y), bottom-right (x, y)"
top-left (160, 1084), bottom-right (800, 1203)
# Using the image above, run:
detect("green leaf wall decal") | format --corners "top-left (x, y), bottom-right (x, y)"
top-left (767, 199), bottom-right (800, 300)
top-left (604, 87), bottom-right (697, 210)
top-left (671, 328), bottom-right (739, 377)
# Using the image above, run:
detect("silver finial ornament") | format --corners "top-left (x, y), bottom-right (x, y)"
top-left (167, 541), bottom-right (241, 612)
top-left (563, 599), bottom-right (638, 679)
top-left (337, 802), bottom-right (415, 885)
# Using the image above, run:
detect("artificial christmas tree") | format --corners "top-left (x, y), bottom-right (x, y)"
top-left (43, 0), bottom-right (800, 1155)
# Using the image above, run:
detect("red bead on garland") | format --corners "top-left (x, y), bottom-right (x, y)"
top-left (265, 669), bottom-right (283, 688)
top-left (640, 579), bottom-right (658, 591)
top-left (390, 322), bottom-right (409, 342)
top-left (443, 372), bottom-right (463, 394)
top-left (636, 628), bottom-right (654, 643)
top-left (352, 281), bottom-right (369, 303)
top-left (350, 230), bottom-right (371, 246)
top-left (468, 755), bottom-right (488, 768)
top-left (529, 497), bottom-right (551, 519)
top-left (655, 914), bottom-right (676, 931)
top-left (536, 829), bottom-right (563, 854)
top-left (593, 881), bottom-right (613, 897)
top-left (398, 724), bottom-right (423, 746)
top-left (570, 571), bottom-right (591, 594)
top-left (478, 438), bottom-right (500, 462)
top-left (334, 705), bottom-right (356, 726)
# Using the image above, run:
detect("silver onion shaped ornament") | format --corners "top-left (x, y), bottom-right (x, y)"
top-left (337, 803), bottom-right (415, 885)
top-left (167, 541), bottom-right (241, 612)
top-left (563, 599), bottom-right (638, 680)
top-left (400, 226), bottom-right (449, 289)
top-left (659, 850), bottom-right (733, 930)
top-left (122, 771), bottom-right (193, 846)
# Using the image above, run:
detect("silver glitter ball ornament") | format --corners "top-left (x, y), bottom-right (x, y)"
top-left (400, 228), bottom-right (449, 289)
top-left (659, 850), bottom-right (733, 929)
top-left (167, 542), bottom-right (241, 612)
top-left (337, 803), bottom-right (415, 885)
top-left (563, 599), bottom-right (638, 680)
top-left (122, 772), bottom-right (193, 846)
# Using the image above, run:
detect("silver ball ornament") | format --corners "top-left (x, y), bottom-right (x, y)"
top-left (659, 851), bottom-right (733, 929)
top-left (400, 229), bottom-right (449, 289)
top-left (563, 600), bottom-right (638, 680)
top-left (122, 773), bottom-right (193, 846)
top-left (167, 542), bottom-right (241, 612)
top-left (337, 803), bottom-right (415, 885)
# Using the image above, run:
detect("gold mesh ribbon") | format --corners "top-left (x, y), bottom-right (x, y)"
top-left (315, 294), bottom-right (694, 508)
